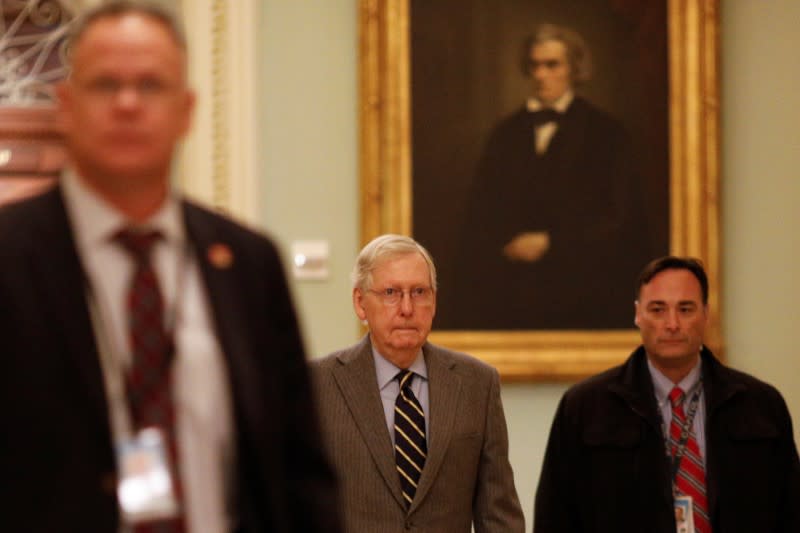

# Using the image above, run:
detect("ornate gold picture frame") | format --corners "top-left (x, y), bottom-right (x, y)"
top-left (359, 0), bottom-right (721, 381)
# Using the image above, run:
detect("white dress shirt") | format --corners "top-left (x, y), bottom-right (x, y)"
top-left (527, 89), bottom-right (574, 154)
top-left (61, 170), bottom-right (236, 533)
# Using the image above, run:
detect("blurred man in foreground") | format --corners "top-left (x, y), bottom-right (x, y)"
top-left (0, 2), bottom-right (339, 531)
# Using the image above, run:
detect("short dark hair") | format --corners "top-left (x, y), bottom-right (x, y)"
top-left (636, 256), bottom-right (709, 304)
top-left (66, 0), bottom-right (186, 59)
top-left (522, 23), bottom-right (592, 83)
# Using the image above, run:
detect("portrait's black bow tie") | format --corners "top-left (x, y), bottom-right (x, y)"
top-left (529, 108), bottom-right (562, 126)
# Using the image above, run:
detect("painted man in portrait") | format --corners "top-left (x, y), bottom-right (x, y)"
top-left (450, 23), bottom-right (651, 330)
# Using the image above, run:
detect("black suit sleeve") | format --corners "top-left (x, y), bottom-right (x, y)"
top-left (255, 243), bottom-right (343, 533)
top-left (771, 389), bottom-right (800, 533)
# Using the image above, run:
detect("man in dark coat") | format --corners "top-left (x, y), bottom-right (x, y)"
top-left (451, 24), bottom-right (650, 330)
top-left (0, 3), bottom-right (339, 531)
top-left (534, 256), bottom-right (800, 532)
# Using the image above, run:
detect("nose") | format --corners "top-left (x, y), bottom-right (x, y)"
top-left (664, 309), bottom-right (680, 331)
top-left (114, 85), bottom-right (142, 110)
top-left (398, 291), bottom-right (414, 316)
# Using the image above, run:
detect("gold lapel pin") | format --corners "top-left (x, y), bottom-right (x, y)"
top-left (207, 243), bottom-right (234, 269)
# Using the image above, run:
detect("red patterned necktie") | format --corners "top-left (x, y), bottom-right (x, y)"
top-left (116, 229), bottom-right (185, 533)
top-left (669, 386), bottom-right (710, 533)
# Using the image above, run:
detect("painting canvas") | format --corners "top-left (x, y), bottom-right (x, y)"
top-left (359, 0), bottom-right (720, 379)
top-left (410, 0), bottom-right (670, 331)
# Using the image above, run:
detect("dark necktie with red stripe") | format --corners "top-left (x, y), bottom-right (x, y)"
top-left (394, 370), bottom-right (427, 508)
top-left (669, 386), bottom-right (711, 533)
top-left (116, 229), bottom-right (185, 533)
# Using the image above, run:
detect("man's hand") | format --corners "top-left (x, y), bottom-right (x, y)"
top-left (503, 231), bottom-right (550, 262)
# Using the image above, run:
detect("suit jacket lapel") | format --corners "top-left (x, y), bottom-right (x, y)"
top-left (410, 343), bottom-right (460, 513)
top-left (181, 203), bottom-right (266, 437)
top-left (546, 97), bottom-right (587, 173)
top-left (31, 187), bottom-right (111, 436)
top-left (332, 338), bottom-right (406, 509)
top-left (182, 203), bottom-right (247, 353)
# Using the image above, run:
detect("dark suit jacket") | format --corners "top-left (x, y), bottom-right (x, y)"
top-left (312, 337), bottom-right (525, 533)
top-left (0, 186), bottom-right (340, 533)
top-left (534, 346), bottom-right (800, 533)
top-left (448, 98), bottom-right (652, 330)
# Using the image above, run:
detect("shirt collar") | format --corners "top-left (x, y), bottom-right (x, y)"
top-left (372, 344), bottom-right (428, 391)
top-left (61, 167), bottom-right (186, 250)
top-left (648, 356), bottom-right (703, 407)
top-left (526, 89), bottom-right (574, 113)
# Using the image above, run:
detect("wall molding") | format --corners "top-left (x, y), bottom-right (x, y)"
top-left (180, 0), bottom-right (259, 226)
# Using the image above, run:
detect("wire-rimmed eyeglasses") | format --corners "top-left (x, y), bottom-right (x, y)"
top-left (366, 287), bottom-right (434, 307)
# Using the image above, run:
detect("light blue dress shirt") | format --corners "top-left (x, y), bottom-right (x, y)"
top-left (648, 356), bottom-right (707, 462)
top-left (372, 347), bottom-right (430, 446)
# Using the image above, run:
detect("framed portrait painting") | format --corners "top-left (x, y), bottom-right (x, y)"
top-left (359, 0), bottom-right (721, 380)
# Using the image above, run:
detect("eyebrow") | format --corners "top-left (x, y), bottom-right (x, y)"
top-left (645, 299), bottom-right (698, 307)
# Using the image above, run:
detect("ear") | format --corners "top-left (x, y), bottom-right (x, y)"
top-left (633, 300), bottom-right (641, 328)
top-left (353, 288), bottom-right (367, 322)
top-left (178, 89), bottom-right (196, 137)
top-left (55, 81), bottom-right (72, 129)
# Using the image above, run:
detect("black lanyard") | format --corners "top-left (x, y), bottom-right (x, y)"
top-left (86, 239), bottom-right (191, 423)
top-left (661, 381), bottom-right (703, 484)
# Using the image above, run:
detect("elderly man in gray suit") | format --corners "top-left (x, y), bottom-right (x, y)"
top-left (313, 234), bottom-right (525, 532)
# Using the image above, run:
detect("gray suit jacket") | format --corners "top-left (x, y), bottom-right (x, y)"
top-left (312, 336), bottom-right (524, 533)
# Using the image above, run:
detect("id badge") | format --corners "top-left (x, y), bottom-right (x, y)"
top-left (117, 427), bottom-right (180, 523)
top-left (674, 495), bottom-right (695, 533)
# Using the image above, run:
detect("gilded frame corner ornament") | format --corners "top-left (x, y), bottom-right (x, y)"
top-left (359, 0), bottom-right (721, 381)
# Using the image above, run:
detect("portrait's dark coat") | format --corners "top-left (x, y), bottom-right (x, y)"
top-left (450, 97), bottom-right (650, 329)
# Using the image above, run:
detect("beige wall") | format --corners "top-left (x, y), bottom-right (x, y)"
top-left (256, 0), bottom-right (799, 528)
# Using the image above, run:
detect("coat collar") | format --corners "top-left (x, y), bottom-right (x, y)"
top-left (410, 342), bottom-right (460, 514)
top-left (332, 336), bottom-right (405, 508)
top-left (608, 345), bottom-right (747, 425)
top-left (698, 346), bottom-right (747, 415)
top-left (607, 346), bottom-right (662, 429)
top-left (180, 201), bottom-right (269, 442)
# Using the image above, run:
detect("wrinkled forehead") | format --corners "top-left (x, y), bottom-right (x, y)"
top-left (371, 252), bottom-right (432, 283)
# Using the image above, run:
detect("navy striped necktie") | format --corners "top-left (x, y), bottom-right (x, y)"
top-left (394, 370), bottom-right (427, 508)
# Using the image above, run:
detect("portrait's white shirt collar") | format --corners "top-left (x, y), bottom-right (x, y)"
top-left (527, 89), bottom-right (574, 113)
top-left (61, 168), bottom-right (186, 250)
